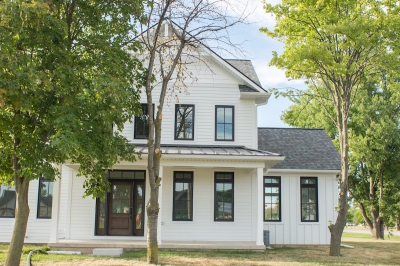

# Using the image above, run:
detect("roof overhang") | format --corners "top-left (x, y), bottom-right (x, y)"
top-left (240, 92), bottom-right (271, 106)
top-left (266, 168), bottom-right (341, 174)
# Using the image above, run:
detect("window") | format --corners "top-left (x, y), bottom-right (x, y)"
top-left (301, 177), bottom-right (318, 222)
top-left (264, 177), bottom-right (281, 221)
top-left (0, 185), bottom-right (16, 218)
top-left (134, 104), bottom-right (152, 139)
top-left (175, 104), bottom-right (194, 140)
top-left (215, 106), bottom-right (234, 141)
top-left (173, 172), bottom-right (193, 221)
top-left (37, 177), bottom-right (54, 218)
top-left (214, 172), bottom-right (234, 221)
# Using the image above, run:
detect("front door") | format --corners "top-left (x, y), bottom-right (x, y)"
top-left (108, 181), bottom-right (133, 236)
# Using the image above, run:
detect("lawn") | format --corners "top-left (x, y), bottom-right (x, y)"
top-left (1, 233), bottom-right (399, 265)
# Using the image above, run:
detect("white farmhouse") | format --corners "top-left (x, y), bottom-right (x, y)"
top-left (0, 34), bottom-right (340, 251)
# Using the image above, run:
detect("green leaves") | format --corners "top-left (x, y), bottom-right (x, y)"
top-left (0, 0), bottom-right (146, 196)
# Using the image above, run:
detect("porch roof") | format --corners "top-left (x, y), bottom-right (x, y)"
top-left (134, 144), bottom-right (281, 157)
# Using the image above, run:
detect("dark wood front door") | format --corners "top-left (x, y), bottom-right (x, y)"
top-left (108, 181), bottom-right (133, 236)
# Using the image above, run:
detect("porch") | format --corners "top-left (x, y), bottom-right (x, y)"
top-left (49, 239), bottom-right (265, 254)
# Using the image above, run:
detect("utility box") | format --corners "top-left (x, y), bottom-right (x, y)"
top-left (263, 230), bottom-right (270, 247)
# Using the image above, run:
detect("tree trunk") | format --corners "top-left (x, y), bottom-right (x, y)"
top-left (329, 108), bottom-right (349, 256)
top-left (146, 186), bottom-right (159, 264)
top-left (5, 177), bottom-right (30, 266)
top-left (396, 222), bottom-right (399, 231)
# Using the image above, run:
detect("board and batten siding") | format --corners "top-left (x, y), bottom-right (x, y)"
top-left (160, 167), bottom-right (255, 242)
top-left (263, 173), bottom-right (338, 245)
top-left (0, 180), bottom-right (52, 243)
top-left (120, 58), bottom-right (259, 149)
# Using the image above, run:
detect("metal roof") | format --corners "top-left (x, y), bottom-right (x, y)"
top-left (134, 144), bottom-right (281, 157)
top-left (258, 128), bottom-right (341, 170)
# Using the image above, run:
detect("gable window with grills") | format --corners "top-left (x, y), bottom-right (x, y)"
top-left (215, 106), bottom-right (234, 141)
top-left (264, 177), bottom-right (281, 221)
top-left (134, 103), bottom-right (153, 139)
top-left (214, 172), bottom-right (234, 221)
top-left (175, 104), bottom-right (194, 140)
top-left (37, 177), bottom-right (54, 218)
top-left (301, 177), bottom-right (318, 222)
top-left (173, 172), bottom-right (193, 221)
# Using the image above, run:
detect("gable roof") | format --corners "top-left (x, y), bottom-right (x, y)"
top-left (225, 60), bottom-right (262, 87)
top-left (258, 128), bottom-right (341, 171)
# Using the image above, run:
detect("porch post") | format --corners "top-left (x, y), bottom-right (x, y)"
top-left (256, 167), bottom-right (264, 245)
top-left (49, 168), bottom-right (61, 243)
top-left (157, 166), bottom-right (163, 244)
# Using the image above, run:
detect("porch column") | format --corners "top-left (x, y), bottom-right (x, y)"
top-left (256, 167), bottom-right (264, 245)
top-left (49, 170), bottom-right (61, 243)
top-left (157, 166), bottom-right (163, 244)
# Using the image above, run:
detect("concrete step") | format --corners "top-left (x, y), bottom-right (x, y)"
top-left (93, 248), bottom-right (124, 256)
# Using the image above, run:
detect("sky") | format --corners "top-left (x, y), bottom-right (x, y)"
top-left (224, 0), bottom-right (307, 128)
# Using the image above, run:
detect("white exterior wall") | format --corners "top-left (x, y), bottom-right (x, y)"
top-left (263, 172), bottom-right (338, 245)
top-left (160, 167), bottom-right (254, 241)
top-left (121, 58), bottom-right (258, 149)
top-left (0, 180), bottom-right (52, 243)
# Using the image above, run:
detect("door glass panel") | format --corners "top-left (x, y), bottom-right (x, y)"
top-left (112, 184), bottom-right (131, 214)
top-left (98, 198), bottom-right (106, 229)
top-left (136, 184), bottom-right (143, 230)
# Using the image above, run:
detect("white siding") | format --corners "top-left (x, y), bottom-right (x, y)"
top-left (0, 180), bottom-right (52, 243)
top-left (263, 173), bottom-right (338, 245)
top-left (121, 58), bottom-right (259, 149)
top-left (160, 167), bottom-right (253, 241)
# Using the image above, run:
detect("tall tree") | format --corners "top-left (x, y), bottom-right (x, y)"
top-left (136, 0), bottom-right (247, 263)
top-left (0, 1), bottom-right (144, 265)
top-left (262, 0), bottom-right (398, 255)
top-left (282, 80), bottom-right (400, 240)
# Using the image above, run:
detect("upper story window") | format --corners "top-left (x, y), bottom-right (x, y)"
top-left (264, 177), bottom-right (281, 222)
top-left (0, 185), bottom-right (16, 218)
top-left (37, 177), bottom-right (54, 218)
top-left (301, 177), bottom-right (318, 222)
top-left (215, 106), bottom-right (234, 141)
top-left (134, 104), bottom-right (152, 139)
top-left (214, 172), bottom-right (234, 221)
top-left (175, 104), bottom-right (194, 140)
top-left (173, 172), bottom-right (193, 221)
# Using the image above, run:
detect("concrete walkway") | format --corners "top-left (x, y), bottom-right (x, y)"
top-left (344, 227), bottom-right (400, 236)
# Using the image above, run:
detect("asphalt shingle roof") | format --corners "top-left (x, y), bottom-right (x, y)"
top-left (225, 59), bottom-right (262, 87)
top-left (258, 128), bottom-right (341, 170)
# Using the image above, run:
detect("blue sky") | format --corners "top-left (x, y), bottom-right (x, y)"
top-left (224, 0), bottom-right (307, 128)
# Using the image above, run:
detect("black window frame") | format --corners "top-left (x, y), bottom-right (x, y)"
top-left (37, 176), bottom-right (54, 219)
top-left (264, 176), bottom-right (281, 222)
top-left (0, 185), bottom-right (16, 218)
top-left (172, 171), bottom-right (194, 221)
top-left (174, 104), bottom-right (195, 140)
top-left (300, 177), bottom-right (319, 222)
top-left (134, 103), bottom-right (154, 139)
top-left (214, 172), bottom-right (234, 222)
top-left (215, 105), bottom-right (235, 141)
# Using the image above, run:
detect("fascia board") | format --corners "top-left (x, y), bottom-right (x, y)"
top-left (267, 169), bottom-right (340, 174)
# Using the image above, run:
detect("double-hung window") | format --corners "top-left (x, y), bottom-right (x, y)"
top-left (301, 177), bottom-right (318, 222)
top-left (175, 104), bottom-right (194, 140)
top-left (173, 172), bottom-right (193, 221)
top-left (0, 185), bottom-right (16, 218)
top-left (264, 177), bottom-right (281, 221)
top-left (214, 172), bottom-right (234, 221)
top-left (134, 103), bottom-right (152, 139)
top-left (37, 177), bottom-right (54, 218)
top-left (215, 106), bottom-right (234, 141)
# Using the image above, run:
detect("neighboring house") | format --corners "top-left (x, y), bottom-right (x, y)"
top-left (0, 30), bottom-right (340, 248)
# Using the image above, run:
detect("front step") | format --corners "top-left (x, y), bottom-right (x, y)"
top-left (93, 248), bottom-right (124, 256)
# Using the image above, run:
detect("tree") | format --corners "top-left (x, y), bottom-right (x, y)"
top-left (281, 79), bottom-right (400, 239)
top-left (262, 0), bottom-right (398, 255)
top-left (0, 1), bottom-right (144, 265)
top-left (136, 0), bottom-right (247, 263)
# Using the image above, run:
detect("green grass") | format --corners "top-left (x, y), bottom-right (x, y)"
top-left (343, 232), bottom-right (400, 241)
top-left (1, 233), bottom-right (400, 265)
